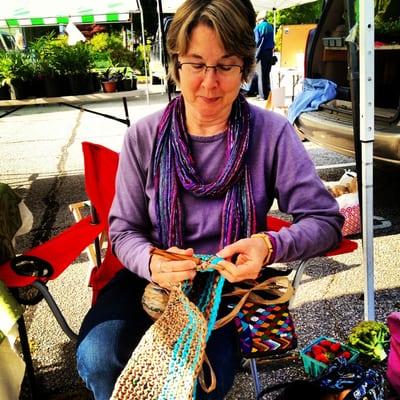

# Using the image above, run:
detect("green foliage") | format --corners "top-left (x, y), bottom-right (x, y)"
top-left (375, 0), bottom-right (400, 22)
top-left (0, 50), bottom-right (35, 85)
top-left (89, 32), bottom-right (110, 53)
top-left (274, 28), bottom-right (283, 53)
top-left (89, 32), bottom-right (136, 70)
top-left (30, 33), bottom-right (69, 76)
top-left (135, 43), bottom-right (151, 75)
top-left (62, 42), bottom-right (94, 76)
top-left (267, 0), bottom-right (325, 26)
top-left (376, 17), bottom-right (400, 34)
top-left (348, 320), bottom-right (390, 362)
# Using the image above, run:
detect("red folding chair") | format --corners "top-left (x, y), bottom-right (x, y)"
top-left (0, 142), bottom-right (358, 399)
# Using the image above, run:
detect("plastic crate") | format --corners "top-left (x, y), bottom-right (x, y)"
top-left (300, 336), bottom-right (359, 378)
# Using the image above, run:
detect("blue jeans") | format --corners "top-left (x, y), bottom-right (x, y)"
top-left (76, 269), bottom-right (241, 400)
top-left (256, 49), bottom-right (273, 100)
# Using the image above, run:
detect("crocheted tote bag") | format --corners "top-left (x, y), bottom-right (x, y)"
top-left (111, 272), bottom-right (223, 400)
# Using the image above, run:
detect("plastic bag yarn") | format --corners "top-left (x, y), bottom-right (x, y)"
top-left (112, 270), bottom-right (225, 400)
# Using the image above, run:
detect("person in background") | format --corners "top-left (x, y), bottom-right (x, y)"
top-left (76, 0), bottom-right (344, 399)
top-left (254, 11), bottom-right (275, 100)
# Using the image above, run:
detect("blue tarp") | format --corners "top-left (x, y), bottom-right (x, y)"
top-left (287, 78), bottom-right (337, 124)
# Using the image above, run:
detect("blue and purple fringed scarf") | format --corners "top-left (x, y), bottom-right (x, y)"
top-left (153, 94), bottom-right (256, 250)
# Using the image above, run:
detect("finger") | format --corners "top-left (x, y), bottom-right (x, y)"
top-left (216, 239), bottom-right (248, 259)
top-left (159, 259), bottom-right (197, 273)
top-left (168, 246), bottom-right (194, 256)
top-left (218, 260), bottom-right (260, 282)
top-left (159, 269), bottom-right (196, 287)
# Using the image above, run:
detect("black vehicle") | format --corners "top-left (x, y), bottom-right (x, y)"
top-left (294, 0), bottom-right (400, 167)
top-left (0, 30), bottom-right (15, 51)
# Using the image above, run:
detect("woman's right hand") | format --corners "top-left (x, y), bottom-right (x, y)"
top-left (149, 246), bottom-right (197, 289)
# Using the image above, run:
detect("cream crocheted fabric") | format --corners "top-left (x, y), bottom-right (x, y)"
top-left (111, 285), bottom-right (211, 400)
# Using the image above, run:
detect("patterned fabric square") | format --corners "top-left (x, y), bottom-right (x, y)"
top-left (233, 301), bottom-right (297, 358)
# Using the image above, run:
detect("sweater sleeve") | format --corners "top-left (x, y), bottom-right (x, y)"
top-left (108, 123), bottom-right (155, 281)
top-left (265, 119), bottom-right (344, 262)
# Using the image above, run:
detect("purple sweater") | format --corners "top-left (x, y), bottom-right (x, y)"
top-left (109, 103), bottom-right (344, 281)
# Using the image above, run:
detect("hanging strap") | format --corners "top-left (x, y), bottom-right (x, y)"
top-left (214, 276), bottom-right (294, 329)
top-left (198, 352), bottom-right (217, 393)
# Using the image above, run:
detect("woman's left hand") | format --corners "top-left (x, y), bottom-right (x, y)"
top-left (215, 237), bottom-right (269, 282)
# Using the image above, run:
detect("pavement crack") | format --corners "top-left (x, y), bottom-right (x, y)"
top-left (32, 110), bottom-right (83, 246)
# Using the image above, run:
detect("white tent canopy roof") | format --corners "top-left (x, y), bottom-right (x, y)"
top-left (251, 0), bottom-right (317, 11)
top-left (0, 0), bottom-right (140, 28)
top-left (160, 0), bottom-right (317, 13)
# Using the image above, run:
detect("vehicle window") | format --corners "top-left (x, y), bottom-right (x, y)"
top-left (3, 34), bottom-right (14, 50)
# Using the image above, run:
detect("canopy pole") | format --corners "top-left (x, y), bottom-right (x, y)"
top-left (137, 1), bottom-right (149, 104)
top-left (273, 8), bottom-right (276, 42)
top-left (156, 0), bottom-right (172, 101)
top-left (359, 0), bottom-right (375, 321)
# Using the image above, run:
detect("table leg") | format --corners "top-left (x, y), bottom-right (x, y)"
top-left (0, 106), bottom-right (24, 118)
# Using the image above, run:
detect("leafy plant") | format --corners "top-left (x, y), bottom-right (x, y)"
top-left (0, 50), bottom-right (35, 85)
top-left (375, 17), bottom-right (400, 36)
top-left (89, 32), bottom-right (136, 70)
top-left (62, 42), bottom-right (94, 76)
top-left (29, 33), bottom-right (67, 77)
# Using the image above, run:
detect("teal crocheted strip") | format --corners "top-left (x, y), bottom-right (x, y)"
top-left (159, 256), bottom-right (226, 399)
top-left (159, 293), bottom-right (205, 400)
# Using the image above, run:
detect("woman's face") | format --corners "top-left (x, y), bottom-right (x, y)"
top-left (178, 24), bottom-right (243, 125)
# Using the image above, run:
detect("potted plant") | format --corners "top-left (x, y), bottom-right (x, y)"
top-left (0, 51), bottom-right (10, 100)
top-left (63, 42), bottom-right (95, 95)
top-left (31, 34), bottom-right (71, 97)
top-left (0, 50), bottom-right (35, 100)
top-left (100, 66), bottom-right (118, 93)
top-left (116, 67), bottom-right (137, 92)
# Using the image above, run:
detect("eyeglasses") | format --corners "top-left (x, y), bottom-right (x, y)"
top-left (177, 61), bottom-right (243, 78)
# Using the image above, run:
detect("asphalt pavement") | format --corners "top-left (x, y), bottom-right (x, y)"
top-left (1, 85), bottom-right (399, 400)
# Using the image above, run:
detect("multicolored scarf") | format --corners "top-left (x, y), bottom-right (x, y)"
top-left (153, 94), bottom-right (256, 250)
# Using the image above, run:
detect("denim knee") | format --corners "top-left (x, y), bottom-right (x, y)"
top-left (76, 320), bottom-right (133, 400)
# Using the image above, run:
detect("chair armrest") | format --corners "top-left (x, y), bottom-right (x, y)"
top-left (0, 216), bottom-right (104, 288)
top-left (266, 215), bottom-right (358, 257)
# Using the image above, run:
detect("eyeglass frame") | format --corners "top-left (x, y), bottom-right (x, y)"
top-left (177, 61), bottom-right (244, 77)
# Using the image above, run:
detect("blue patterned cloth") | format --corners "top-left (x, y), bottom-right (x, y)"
top-left (316, 358), bottom-right (385, 400)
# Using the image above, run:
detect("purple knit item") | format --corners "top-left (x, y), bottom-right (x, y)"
top-left (153, 94), bottom-right (256, 249)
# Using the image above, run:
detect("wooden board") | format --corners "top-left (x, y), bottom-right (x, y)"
top-left (0, 89), bottom-right (145, 108)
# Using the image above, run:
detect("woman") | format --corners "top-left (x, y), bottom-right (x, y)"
top-left (76, 1), bottom-right (344, 399)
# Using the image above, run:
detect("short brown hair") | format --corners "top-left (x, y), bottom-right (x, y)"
top-left (166, 0), bottom-right (256, 84)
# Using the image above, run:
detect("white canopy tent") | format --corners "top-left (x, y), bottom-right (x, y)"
top-left (160, 0), bottom-right (318, 13)
top-left (0, 0), bottom-right (137, 28)
top-left (0, 0), bottom-right (150, 99)
top-left (159, 0), bottom-right (318, 38)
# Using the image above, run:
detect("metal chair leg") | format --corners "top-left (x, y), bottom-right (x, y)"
top-left (289, 259), bottom-right (312, 308)
top-left (250, 358), bottom-right (261, 398)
